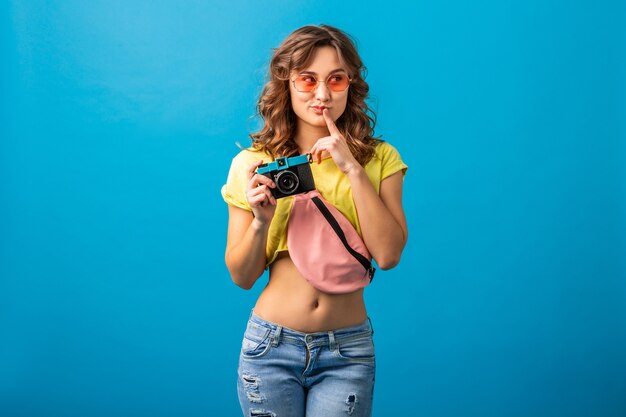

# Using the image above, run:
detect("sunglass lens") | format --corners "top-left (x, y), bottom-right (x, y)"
top-left (294, 74), bottom-right (350, 92)
top-left (328, 75), bottom-right (349, 91)
top-left (295, 76), bottom-right (316, 92)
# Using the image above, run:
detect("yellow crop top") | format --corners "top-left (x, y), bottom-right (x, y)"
top-left (221, 141), bottom-right (408, 266)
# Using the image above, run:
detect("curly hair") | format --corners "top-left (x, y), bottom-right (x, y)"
top-left (249, 24), bottom-right (382, 166)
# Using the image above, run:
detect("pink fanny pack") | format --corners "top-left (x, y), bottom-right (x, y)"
top-left (287, 190), bottom-right (375, 294)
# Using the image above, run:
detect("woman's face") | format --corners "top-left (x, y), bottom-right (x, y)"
top-left (289, 46), bottom-right (350, 129)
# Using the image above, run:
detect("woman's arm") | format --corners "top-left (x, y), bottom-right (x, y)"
top-left (310, 109), bottom-right (408, 270)
top-left (225, 207), bottom-right (270, 289)
top-left (345, 168), bottom-right (407, 270)
top-left (224, 160), bottom-right (277, 289)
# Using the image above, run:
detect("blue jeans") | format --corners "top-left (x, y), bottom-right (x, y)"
top-left (237, 311), bottom-right (376, 417)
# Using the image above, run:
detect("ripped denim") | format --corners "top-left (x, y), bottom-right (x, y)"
top-left (237, 311), bottom-right (376, 417)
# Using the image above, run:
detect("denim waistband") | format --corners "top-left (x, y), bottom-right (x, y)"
top-left (248, 310), bottom-right (374, 348)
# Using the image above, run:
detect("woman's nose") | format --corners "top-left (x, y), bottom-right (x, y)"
top-left (314, 81), bottom-right (331, 101)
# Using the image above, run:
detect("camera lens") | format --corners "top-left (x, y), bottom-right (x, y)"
top-left (275, 171), bottom-right (299, 195)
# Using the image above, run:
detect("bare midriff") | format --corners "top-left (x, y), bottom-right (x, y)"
top-left (252, 251), bottom-right (368, 333)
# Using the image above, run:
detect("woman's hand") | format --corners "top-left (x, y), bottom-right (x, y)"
top-left (309, 108), bottom-right (361, 175)
top-left (246, 160), bottom-right (277, 225)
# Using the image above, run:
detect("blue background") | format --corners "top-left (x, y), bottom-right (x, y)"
top-left (1, 1), bottom-right (625, 416)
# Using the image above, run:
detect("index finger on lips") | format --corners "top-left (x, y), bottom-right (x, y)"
top-left (323, 108), bottom-right (341, 137)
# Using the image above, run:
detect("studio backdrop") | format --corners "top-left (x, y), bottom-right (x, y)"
top-left (1, 1), bottom-right (624, 416)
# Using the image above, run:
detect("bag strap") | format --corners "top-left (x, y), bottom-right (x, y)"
top-left (311, 196), bottom-right (375, 282)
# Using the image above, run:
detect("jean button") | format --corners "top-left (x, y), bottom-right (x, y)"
top-left (305, 335), bottom-right (312, 343)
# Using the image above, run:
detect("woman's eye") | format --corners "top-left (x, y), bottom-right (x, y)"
top-left (301, 76), bottom-right (316, 83)
top-left (329, 75), bottom-right (345, 83)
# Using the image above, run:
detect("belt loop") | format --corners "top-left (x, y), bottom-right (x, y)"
top-left (328, 331), bottom-right (336, 352)
top-left (367, 317), bottom-right (374, 336)
top-left (272, 326), bottom-right (282, 347)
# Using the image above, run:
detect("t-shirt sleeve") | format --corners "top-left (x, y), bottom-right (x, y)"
top-left (378, 142), bottom-right (408, 180)
top-left (221, 151), bottom-right (254, 211)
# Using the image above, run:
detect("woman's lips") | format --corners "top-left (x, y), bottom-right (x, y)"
top-left (310, 106), bottom-right (328, 114)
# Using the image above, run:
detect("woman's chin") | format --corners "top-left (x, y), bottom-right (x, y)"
top-left (308, 117), bottom-right (328, 127)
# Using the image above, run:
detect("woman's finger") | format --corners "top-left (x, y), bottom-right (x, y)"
top-left (262, 186), bottom-right (277, 206)
top-left (310, 138), bottom-right (330, 164)
top-left (311, 144), bottom-right (322, 164)
top-left (247, 173), bottom-right (275, 191)
top-left (323, 109), bottom-right (341, 137)
top-left (248, 188), bottom-right (269, 205)
top-left (247, 159), bottom-right (266, 181)
top-left (248, 184), bottom-right (276, 207)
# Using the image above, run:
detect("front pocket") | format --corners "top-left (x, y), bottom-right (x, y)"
top-left (335, 335), bottom-right (375, 362)
top-left (241, 327), bottom-right (272, 359)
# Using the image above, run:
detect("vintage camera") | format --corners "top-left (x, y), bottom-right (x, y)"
top-left (257, 154), bottom-right (316, 199)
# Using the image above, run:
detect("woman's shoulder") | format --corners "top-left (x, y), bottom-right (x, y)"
top-left (368, 140), bottom-right (408, 179)
top-left (372, 140), bottom-right (404, 162)
top-left (229, 146), bottom-right (273, 167)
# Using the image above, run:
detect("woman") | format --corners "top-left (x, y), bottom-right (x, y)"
top-left (222, 24), bottom-right (408, 417)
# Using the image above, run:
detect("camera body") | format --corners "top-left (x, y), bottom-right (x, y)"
top-left (257, 154), bottom-right (315, 199)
